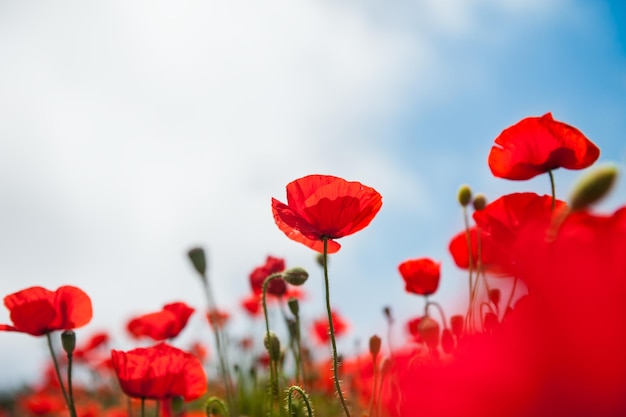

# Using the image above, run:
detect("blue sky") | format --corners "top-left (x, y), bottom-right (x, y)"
top-left (0, 0), bottom-right (624, 389)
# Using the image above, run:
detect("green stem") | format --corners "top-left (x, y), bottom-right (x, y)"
top-left (65, 352), bottom-right (77, 417)
top-left (322, 237), bottom-right (351, 417)
top-left (367, 356), bottom-right (379, 417)
top-left (46, 333), bottom-right (74, 417)
top-left (286, 385), bottom-right (314, 417)
top-left (503, 275), bottom-right (519, 316)
top-left (201, 274), bottom-right (235, 415)
top-left (205, 396), bottom-right (230, 416)
top-left (425, 301), bottom-right (449, 330)
top-left (141, 398), bottom-right (145, 417)
top-left (262, 273), bottom-right (284, 410)
top-left (462, 206), bottom-right (475, 333)
top-left (549, 170), bottom-right (556, 211)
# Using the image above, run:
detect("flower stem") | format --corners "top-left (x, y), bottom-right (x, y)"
top-left (141, 398), bottom-right (146, 417)
top-left (549, 169), bottom-right (556, 211)
top-left (261, 274), bottom-right (283, 410)
top-left (46, 333), bottom-right (75, 417)
top-left (205, 396), bottom-right (230, 416)
top-left (65, 351), bottom-right (77, 417)
top-left (322, 237), bottom-right (351, 417)
top-left (201, 274), bottom-right (235, 415)
top-left (286, 385), bottom-right (314, 417)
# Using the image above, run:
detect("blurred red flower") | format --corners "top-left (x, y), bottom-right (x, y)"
top-left (398, 258), bottom-right (441, 296)
top-left (111, 343), bottom-right (207, 401)
top-left (385, 205), bottom-right (626, 417)
top-left (127, 302), bottom-right (195, 341)
top-left (312, 310), bottom-right (349, 344)
top-left (249, 255), bottom-right (287, 297)
top-left (448, 227), bottom-right (511, 275)
top-left (488, 112), bottom-right (599, 180)
top-left (206, 309), bottom-right (230, 329)
top-left (240, 293), bottom-right (262, 316)
top-left (272, 174), bottom-right (382, 253)
top-left (0, 285), bottom-right (92, 336)
top-left (74, 331), bottom-right (110, 362)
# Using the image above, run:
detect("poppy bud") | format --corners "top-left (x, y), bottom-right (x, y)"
top-left (457, 185), bottom-right (472, 207)
top-left (441, 329), bottom-right (454, 354)
top-left (187, 247), bottom-right (207, 276)
top-left (569, 164), bottom-right (618, 211)
top-left (264, 331), bottom-right (281, 362)
top-left (488, 288), bottom-right (501, 306)
top-left (369, 335), bottom-right (382, 360)
top-left (450, 315), bottom-right (464, 339)
top-left (473, 193), bottom-right (487, 211)
top-left (483, 312), bottom-right (498, 332)
top-left (61, 330), bottom-right (76, 355)
top-left (288, 298), bottom-right (299, 317)
top-left (287, 318), bottom-right (299, 339)
top-left (316, 253), bottom-right (327, 268)
top-left (283, 267), bottom-right (309, 286)
top-left (417, 316), bottom-right (440, 350)
top-left (383, 306), bottom-right (392, 321)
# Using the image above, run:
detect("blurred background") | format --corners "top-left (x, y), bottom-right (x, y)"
top-left (0, 0), bottom-right (624, 390)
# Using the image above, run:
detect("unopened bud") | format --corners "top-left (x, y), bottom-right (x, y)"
top-left (450, 315), bottom-right (464, 339)
top-left (264, 331), bottom-right (281, 362)
top-left (417, 316), bottom-right (440, 350)
top-left (287, 298), bottom-right (299, 317)
top-left (316, 253), bottom-right (327, 268)
top-left (61, 330), bottom-right (76, 355)
top-left (457, 185), bottom-right (472, 207)
top-left (473, 193), bottom-right (487, 211)
top-left (569, 164), bottom-right (618, 211)
top-left (187, 247), bottom-right (207, 276)
top-left (441, 329), bottom-right (454, 354)
top-left (488, 288), bottom-right (501, 306)
top-left (283, 267), bottom-right (309, 286)
top-left (383, 306), bottom-right (393, 324)
top-left (369, 335), bottom-right (382, 360)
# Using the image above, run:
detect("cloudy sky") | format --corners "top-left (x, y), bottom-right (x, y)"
top-left (0, 0), bottom-right (625, 389)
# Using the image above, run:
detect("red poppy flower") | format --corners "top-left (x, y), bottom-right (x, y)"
top-left (384, 206), bottom-right (626, 417)
top-left (127, 302), bottom-right (195, 341)
top-left (311, 310), bottom-right (349, 344)
top-left (0, 286), bottom-right (92, 336)
top-left (240, 293), bottom-right (262, 316)
top-left (472, 193), bottom-right (566, 274)
top-left (488, 112), bottom-right (600, 180)
top-left (111, 343), bottom-right (207, 401)
top-left (206, 309), bottom-right (230, 329)
top-left (398, 258), bottom-right (441, 296)
top-left (448, 227), bottom-right (512, 275)
top-left (272, 174), bottom-right (383, 253)
top-left (249, 255), bottom-right (287, 296)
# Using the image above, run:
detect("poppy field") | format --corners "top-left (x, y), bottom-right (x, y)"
top-left (1, 112), bottom-right (625, 417)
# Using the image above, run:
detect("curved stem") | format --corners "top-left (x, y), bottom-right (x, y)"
top-left (425, 301), bottom-right (449, 330)
top-left (549, 170), bottom-right (556, 211)
top-left (286, 385), bottom-right (314, 417)
top-left (205, 396), bottom-right (230, 416)
top-left (322, 237), bottom-right (351, 417)
top-left (46, 333), bottom-right (74, 417)
top-left (504, 275), bottom-right (519, 316)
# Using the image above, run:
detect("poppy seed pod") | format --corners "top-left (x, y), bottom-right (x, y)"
top-left (569, 164), bottom-right (618, 211)
top-left (61, 330), bottom-right (76, 355)
top-left (283, 267), bottom-right (309, 286)
top-left (369, 335), bottom-right (382, 359)
top-left (187, 247), bottom-right (207, 277)
top-left (473, 194), bottom-right (487, 211)
top-left (458, 185), bottom-right (472, 207)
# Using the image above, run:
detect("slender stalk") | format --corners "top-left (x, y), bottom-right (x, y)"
top-left (549, 170), bottom-right (556, 211)
top-left (201, 274), bottom-right (235, 415)
top-left (46, 333), bottom-right (75, 417)
top-left (141, 398), bottom-right (146, 417)
top-left (367, 356), bottom-right (379, 417)
top-left (462, 206), bottom-right (476, 333)
top-left (205, 396), bottom-right (230, 416)
top-left (425, 301), bottom-right (449, 331)
top-left (262, 273), bottom-right (283, 410)
top-left (504, 275), bottom-right (519, 316)
top-left (286, 385), bottom-right (314, 417)
top-left (322, 237), bottom-right (351, 417)
top-left (65, 351), bottom-right (77, 417)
